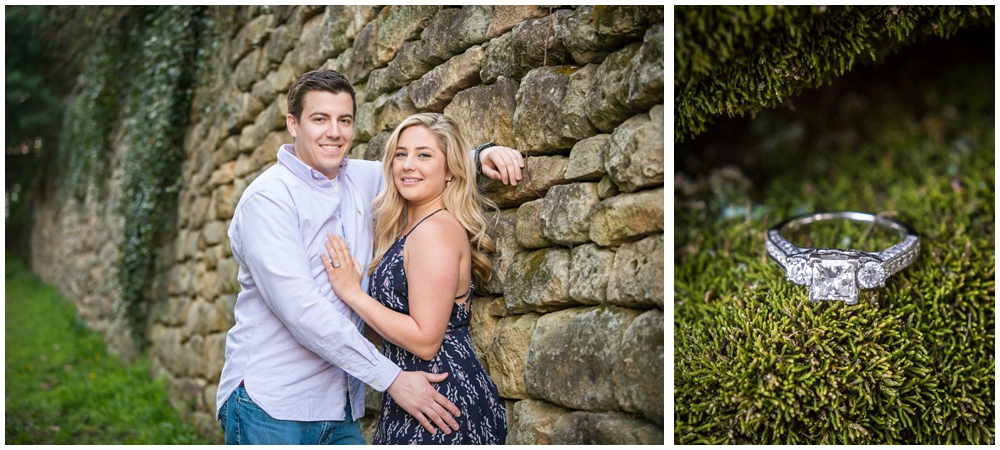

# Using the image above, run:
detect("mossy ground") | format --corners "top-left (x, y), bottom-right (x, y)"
top-left (673, 28), bottom-right (994, 444)
top-left (4, 254), bottom-right (209, 444)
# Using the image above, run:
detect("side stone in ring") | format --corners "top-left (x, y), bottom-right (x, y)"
top-left (857, 261), bottom-right (886, 289)
top-left (785, 256), bottom-right (812, 285)
top-left (766, 212), bottom-right (919, 305)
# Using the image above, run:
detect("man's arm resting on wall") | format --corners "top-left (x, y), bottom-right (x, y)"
top-left (475, 144), bottom-right (525, 186)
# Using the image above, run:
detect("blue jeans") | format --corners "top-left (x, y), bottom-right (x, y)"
top-left (219, 384), bottom-right (365, 445)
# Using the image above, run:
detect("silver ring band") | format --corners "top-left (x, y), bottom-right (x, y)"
top-left (766, 212), bottom-right (920, 305)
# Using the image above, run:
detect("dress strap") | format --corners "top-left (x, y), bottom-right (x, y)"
top-left (403, 208), bottom-right (446, 239)
top-left (454, 282), bottom-right (474, 300)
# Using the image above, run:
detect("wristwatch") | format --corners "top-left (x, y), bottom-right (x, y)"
top-left (474, 142), bottom-right (496, 175)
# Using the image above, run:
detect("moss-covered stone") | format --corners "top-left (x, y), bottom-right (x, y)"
top-left (225, 92), bottom-right (265, 134)
top-left (586, 24), bottom-right (664, 133)
top-left (263, 21), bottom-right (300, 65)
top-left (540, 183), bottom-right (600, 245)
top-left (481, 12), bottom-right (573, 84)
top-left (291, 13), bottom-right (329, 70)
top-left (444, 75), bottom-right (518, 152)
top-left (469, 294), bottom-right (502, 370)
top-left (481, 208), bottom-right (518, 296)
top-left (556, 5), bottom-right (663, 65)
top-left (229, 13), bottom-right (274, 68)
top-left (343, 19), bottom-right (379, 83)
top-left (506, 399), bottom-right (572, 445)
top-left (568, 244), bottom-right (615, 305)
top-left (564, 133), bottom-right (608, 181)
top-left (416, 8), bottom-right (462, 66)
top-left (588, 187), bottom-right (664, 246)
top-left (515, 199), bottom-right (552, 249)
top-left (407, 45), bottom-right (485, 112)
top-left (365, 42), bottom-right (424, 101)
top-left (607, 233), bottom-right (664, 309)
top-left (488, 6), bottom-right (550, 40)
top-left (525, 306), bottom-right (643, 410)
top-left (674, 5), bottom-right (994, 142)
top-left (613, 309), bottom-right (664, 425)
top-left (512, 65), bottom-right (598, 154)
top-left (370, 87), bottom-right (418, 136)
top-left (504, 248), bottom-right (574, 314)
top-left (550, 410), bottom-right (663, 445)
top-left (443, 6), bottom-right (494, 55)
top-left (233, 48), bottom-right (263, 92)
top-left (605, 104), bottom-right (664, 193)
top-left (375, 5), bottom-right (440, 65)
top-left (484, 313), bottom-right (540, 399)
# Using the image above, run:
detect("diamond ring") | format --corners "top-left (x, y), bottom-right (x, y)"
top-left (765, 212), bottom-right (920, 305)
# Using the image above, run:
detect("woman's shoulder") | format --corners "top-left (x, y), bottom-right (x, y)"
top-left (407, 211), bottom-right (467, 249)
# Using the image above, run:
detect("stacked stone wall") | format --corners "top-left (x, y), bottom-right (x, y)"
top-left (29, 5), bottom-right (663, 444)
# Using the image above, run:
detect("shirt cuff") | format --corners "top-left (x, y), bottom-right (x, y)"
top-left (365, 354), bottom-right (402, 393)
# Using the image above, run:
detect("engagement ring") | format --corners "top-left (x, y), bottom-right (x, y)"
top-left (765, 212), bottom-right (920, 305)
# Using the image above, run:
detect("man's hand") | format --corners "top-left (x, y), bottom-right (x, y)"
top-left (480, 145), bottom-right (524, 186)
top-left (386, 370), bottom-right (461, 435)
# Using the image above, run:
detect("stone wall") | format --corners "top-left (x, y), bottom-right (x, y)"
top-left (29, 5), bottom-right (663, 444)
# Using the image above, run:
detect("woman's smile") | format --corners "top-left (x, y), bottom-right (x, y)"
top-left (392, 125), bottom-right (450, 202)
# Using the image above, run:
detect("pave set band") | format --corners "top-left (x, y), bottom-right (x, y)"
top-left (766, 212), bottom-right (920, 305)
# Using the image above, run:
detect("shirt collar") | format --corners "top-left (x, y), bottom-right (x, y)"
top-left (277, 143), bottom-right (350, 187)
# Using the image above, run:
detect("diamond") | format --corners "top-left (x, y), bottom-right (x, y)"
top-left (857, 261), bottom-right (886, 289)
top-left (786, 258), bottom-right (812, 285)
top-left (809, 253), bottom-right (859, 303)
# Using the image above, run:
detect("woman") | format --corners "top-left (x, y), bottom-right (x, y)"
top-left (321, 113), bottom-right (507, 444)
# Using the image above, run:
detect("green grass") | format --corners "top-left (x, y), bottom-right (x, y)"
top-left (674, 30), bottom-right (994, 444)
top-left (5, 254), bottom-right (209, 444)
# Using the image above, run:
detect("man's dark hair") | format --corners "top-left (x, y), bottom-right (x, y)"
top-left (286, 69), bottom-right (356, 121)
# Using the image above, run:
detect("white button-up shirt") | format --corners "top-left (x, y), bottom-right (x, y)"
top-left (216, 144), bottom-right (400, 422)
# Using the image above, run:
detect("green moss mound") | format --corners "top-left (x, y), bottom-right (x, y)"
top-left (674, 29), bottom-right (994, 444)
top-left (674, 5), bottom-right (994, 142)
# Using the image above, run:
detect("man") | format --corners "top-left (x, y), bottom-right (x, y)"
top-left (216, 69), bottom-right (523, 444)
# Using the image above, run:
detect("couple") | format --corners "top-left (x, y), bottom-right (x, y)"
top-left (216, 69), bottom-right (518, 445)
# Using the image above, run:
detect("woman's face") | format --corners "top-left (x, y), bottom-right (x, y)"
top-left (392, 125), bottom-right (451, 205)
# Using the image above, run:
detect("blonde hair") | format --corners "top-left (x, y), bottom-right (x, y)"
top-left (369, 113), bottom-right (496, 286)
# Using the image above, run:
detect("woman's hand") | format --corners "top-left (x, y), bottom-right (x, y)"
top-left (321, 233), bottom-right (364, 304)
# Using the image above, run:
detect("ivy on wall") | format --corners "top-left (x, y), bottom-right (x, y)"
top-left (60, 30), bottom-right (129, 201)
top-left (115, 6), bottom-right (204, 344)
top-left (55, 6), bottom-right (208, 344)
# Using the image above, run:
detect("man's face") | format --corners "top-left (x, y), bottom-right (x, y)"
top-left (286, 90), bottom-right (354, 179)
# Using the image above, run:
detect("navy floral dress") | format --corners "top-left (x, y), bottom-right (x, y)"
top-left (369, 210), bottom-right (507, 445)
